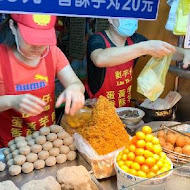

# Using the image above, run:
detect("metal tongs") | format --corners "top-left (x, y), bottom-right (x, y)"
top-left (152, 121), bottom-right (190, 137)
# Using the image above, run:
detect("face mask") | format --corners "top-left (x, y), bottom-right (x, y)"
top-left (114, 19), bottom-right (138, 37)
top-left (14, 32), bottom-right (49, 60)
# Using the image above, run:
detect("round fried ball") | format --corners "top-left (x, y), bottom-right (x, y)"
top-left (12, 149), bottom-right (20, 158)
top-left (7, 159), bottom-right (14, 167)
top-left (53, 139), bottom-right (63, 148)
top-left (9, 165), bottom-right (21, 176)
top-left (6, 153), bottom-right (13, 161)
top-left (176, 136), bottom-right (188, 148)
top-left (182, 145), bottom-right (190, 155)
top-left (42, 141), bottom-right (53, 151)
top-left (14, 155), bottom-right (26, 165)
top-left (10, 144), bottom-right (17, 152)
top-left (57, 131), bottom-right (67, 140)
top-left (8, 140), bottom-right (15, 148)
top-left (0, 161), bottom-right (6, 171)
top-left (40, 127), bottom-right (50, 136)
top-left (32, 131), bottom-right (40, 138)
top-left (34, 160), bottom-right (45, 170)
top-left (15, 136), bottom-right (25, 143)
top-left (163, 142), bottom-right (174, 151)
top-left (17, 140), bottom-right (27, 148)
top-left (67, 151), bottom-right (76, 161)
top-left (63, 136), bottom-right (73, 146)
top-left (158, 137), bottom-right (166, 147)
top-left (166, 134), bottom-right (177, 145)
top-left (31, 144), bottom-right (42, 154)
top-left (19, 145), bottom-right (31, 156)
top-left (25, 135), bottom-right (32, 141)
top-left (49, 148), bottom-right (60, 157)
top-left (157, 131), bottom-right (166, 138)
top-left (47, 133), bottom-right (57, 142)
top-left (50, 125), bottom-right (61, 133)
top-left (56, 154), bottom-right (67, 164)
top-left (38, 151), bottom-right (49, 160)
top-left (69, 143), bottom-right (76, 151)
top-left (3, 148), bottom-right (10, 156)
top-left (22, 162), bottom-right (34, 174)
top-left (60, 145), bottom-right (70, 154)
top-left (26, 153), bottom-right (38, 163)
top-left (28, 139), bottom-right (35, 146)
top-left (174, 147), bottom-right (182, 154)
top-left (35, 135), bottom-right (46, 145)
top-left (45, 156), bottom-right (56, 167)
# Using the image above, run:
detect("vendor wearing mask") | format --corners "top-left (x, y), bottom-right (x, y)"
top-left (85, 18), bottom-right (189, 108)
top-left (0, 14), bottom-right (85, 147)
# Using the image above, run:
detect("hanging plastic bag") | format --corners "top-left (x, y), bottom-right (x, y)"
top-left (137, 54), bottom-right (172, 101)
top-left (181, 0), bottom-right (190, 15)
top-left (173, 0), bottom-right (189, 35)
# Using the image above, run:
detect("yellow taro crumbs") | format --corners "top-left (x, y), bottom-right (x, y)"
top-left (77, 96), bottom-right (129, 155)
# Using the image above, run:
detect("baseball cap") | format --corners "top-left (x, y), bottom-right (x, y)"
top-left (11, 14), bottom-right (57, 46)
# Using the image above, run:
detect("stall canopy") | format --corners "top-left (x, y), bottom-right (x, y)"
top-left (0, 0), bottom-right (160, 20)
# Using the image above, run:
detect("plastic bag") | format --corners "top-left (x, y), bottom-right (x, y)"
top-left (73, 133), bottom-right (123, 179)
top-left (137, 54), bottom-right (172, 101)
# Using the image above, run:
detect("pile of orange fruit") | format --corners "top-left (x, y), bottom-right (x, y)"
top-left (116, 126), bottom-right (172, 178)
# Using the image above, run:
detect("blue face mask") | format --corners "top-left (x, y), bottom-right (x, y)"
top-left (115, 19), bottom-right (138, 37)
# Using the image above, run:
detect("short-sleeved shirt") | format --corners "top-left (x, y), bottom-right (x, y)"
top-left (0, 45), bottom-right (69, 95)
top-left (86, 31), bottom-right (147, 96)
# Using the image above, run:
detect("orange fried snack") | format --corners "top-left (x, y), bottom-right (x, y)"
top-left (77, 96), bottom-right (129, 155)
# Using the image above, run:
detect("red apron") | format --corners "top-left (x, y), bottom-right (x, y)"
top-left (86, 32), bottom-right (134, 108)
top-left (0, 46), bottom-right (55, 147)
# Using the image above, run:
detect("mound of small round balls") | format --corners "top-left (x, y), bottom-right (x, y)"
top-left (3, 125), bottom-right (76, 176)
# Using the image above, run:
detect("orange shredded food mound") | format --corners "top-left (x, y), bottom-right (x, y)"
top-left (77, 96), bottom-right (130, 155)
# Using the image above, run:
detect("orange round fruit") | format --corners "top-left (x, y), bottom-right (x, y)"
top-left (131, 162), bottom-right (140, 171)
top-left (145, 134), bottom-right (154, 142)
top-left (156, 160), bottom-right (164, 169)
top-left (147, 171), bottom-right (156, 178)
top-left (142, 126), bottom-right (152, 134)
top-left (136, 131), bottom-right (146, 140)
top-left (129, 169), bottom-right (137, 176)
top-left (166, 134), bottom-right (177, 145)
top-left (145, 142), bottom-right (153, 151)
top-left (136, 140), bottom-right (146, 148)
top-left (158, 137), bottom-right (166, 147)
top-left (121, 154), bottom-right (128, 161)
top-left (135, 156), bottom-right (145, 164)
top-left (152, 137), bottom-right (160, 145)
top-left (144, 150), bottom-right (153, 158)
top-left (123, 148), bottom-right (129, 154)
top-left (151, 165), bottom-right (159, 173)
top-left (127, 152), bottom-right (135, 161)
top-left (124, 160), bottom-right (133, 168)
top-left (141, 164), bottom-right (149, 174)
top-left (121, 165), bottom-right (129, 173)
top-left (153, 144), bottom-right (162, 154)
top-left (117, 160), bottom-right (124, 167)
top-left (174, 147), bottom-right (182, 154)
top-left (145, 157), bottom-right (156, 167)
top-left (135, 148), bottom-right (144, 156)
top-left (153, 154), bottom-right (160, 162)
top-left (129, 144), bottom-right (136, 152)
top-left (137, 170), bottom-right (147, 178)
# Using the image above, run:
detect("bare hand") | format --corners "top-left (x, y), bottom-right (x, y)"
top-left (144, 40), bottom-right (176, 57)
top-left (55, 84), bottom-right (85, 116)
top-left (11, 94), bottom-right (46, 116)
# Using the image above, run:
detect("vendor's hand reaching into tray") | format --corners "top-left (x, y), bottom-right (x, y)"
top-left (56, 83), bottom-right (85, 116)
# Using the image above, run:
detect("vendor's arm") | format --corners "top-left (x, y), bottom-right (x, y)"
top-left (56, 65), bottom-right (85, 116)
top-left (91, 40), bottom-right (176, 68)
top-left (0, 94), bottom-right (46, 115)
top-left (172, 47), bottom-right (190, 68)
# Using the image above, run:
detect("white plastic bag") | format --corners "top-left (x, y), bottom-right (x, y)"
top-left (137, 54), bottom-right (172, 101)
top-left (73, 133), bottom-right (123, 179)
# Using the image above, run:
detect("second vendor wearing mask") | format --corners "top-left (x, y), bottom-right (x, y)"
top-left (86, 18), bottom-right (180, 108)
